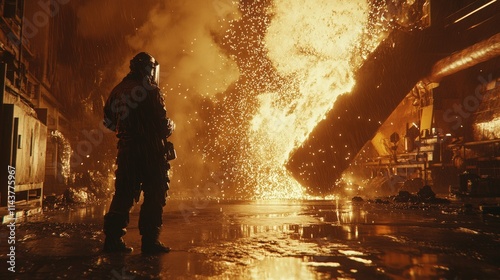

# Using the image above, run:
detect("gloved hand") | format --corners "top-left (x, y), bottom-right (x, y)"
top-left (165, 118), bottom-right (175, 138)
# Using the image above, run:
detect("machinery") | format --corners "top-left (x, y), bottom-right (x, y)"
top-left (350, 34), bottom-right (500, 196)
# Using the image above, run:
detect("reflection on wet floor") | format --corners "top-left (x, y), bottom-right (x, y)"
top-left (1, 199), bottom-right (499, 279)
top-left (177, 200), bottom-right (499, 279)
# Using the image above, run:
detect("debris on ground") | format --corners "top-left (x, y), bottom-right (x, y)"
top-left (351, 196), bottom-right (364, 203)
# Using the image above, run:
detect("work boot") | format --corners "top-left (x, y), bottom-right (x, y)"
top-left (103, 237), bottom-right (133, 253)
top-left (103, 211), bottom-right (132, 253)
top-left (141, 236), bottom-right (170, 254)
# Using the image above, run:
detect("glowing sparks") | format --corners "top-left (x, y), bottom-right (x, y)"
top-left (474, 119), bottom-right (500, 140)
top-left (50, 130), bottom-right (72, 183)
top-left (124, 0), bottom-right (390, 200)
top-left (242, 0), bottom-right (376, 199)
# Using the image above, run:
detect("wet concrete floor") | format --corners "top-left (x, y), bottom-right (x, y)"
top-left (0, 198), bottom-right (499, 279)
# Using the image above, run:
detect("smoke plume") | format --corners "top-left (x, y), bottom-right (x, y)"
top-left (119, 1), bottom-right (241, 196)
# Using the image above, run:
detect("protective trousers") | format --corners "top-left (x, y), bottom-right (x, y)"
top-left (103, 143), bottom-right (168, 241)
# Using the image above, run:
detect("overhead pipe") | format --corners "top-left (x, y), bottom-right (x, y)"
top-left (407, 33), bottom-right (500, 109)
top-left (428, 33), bottom-right (500, 82)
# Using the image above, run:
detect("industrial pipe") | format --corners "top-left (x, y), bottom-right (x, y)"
top-left (429, 33), bottom-right (500, 82)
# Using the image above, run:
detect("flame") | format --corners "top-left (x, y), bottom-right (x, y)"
top-left (51, 130), bottom-right (72, 183)
top-left (120, 0), bottom-right (389, 200)
top-left (241, 0), bottom-right (383, 199)
top-left (474, 119), bottom-right (500, 140)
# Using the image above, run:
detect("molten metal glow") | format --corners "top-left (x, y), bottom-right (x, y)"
top-left (474, 119), bottom-right (500, 140)
top-left (51, 130), bottom-right (72, 183)
top-left (242, 0), bottom-right (382, 199)
top-left (129, 0), bottom-right (391, 200)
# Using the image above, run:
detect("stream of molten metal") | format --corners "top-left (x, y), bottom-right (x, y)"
top-left (242, 0), bottom-right (383, 199)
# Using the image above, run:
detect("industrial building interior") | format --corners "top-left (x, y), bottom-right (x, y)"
top-left (0, 0), bottom-right (499, 214)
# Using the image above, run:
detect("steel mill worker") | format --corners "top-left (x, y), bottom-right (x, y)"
top-left (102, 52), bottom-right (176, 254)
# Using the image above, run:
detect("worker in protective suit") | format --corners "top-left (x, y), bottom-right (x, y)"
top-left (102, 52), bottom-right (175, 254)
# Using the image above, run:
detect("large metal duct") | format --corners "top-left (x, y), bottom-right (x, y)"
top-left (429, 33), bottom-right (500, 82)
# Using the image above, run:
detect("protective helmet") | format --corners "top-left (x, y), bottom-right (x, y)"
top-left (130, 52), bottom-right (160, 85)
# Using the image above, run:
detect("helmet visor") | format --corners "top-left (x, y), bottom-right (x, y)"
top-left (152, 63), bottom-right (160, 86)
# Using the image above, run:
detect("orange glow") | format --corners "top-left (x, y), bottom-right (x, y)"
top-left (474, 119), bottom-right (500, 140)
top-left (124, 1), bottom-right (389, 199)
top-left (241, 0), bottom-right (384, 199)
